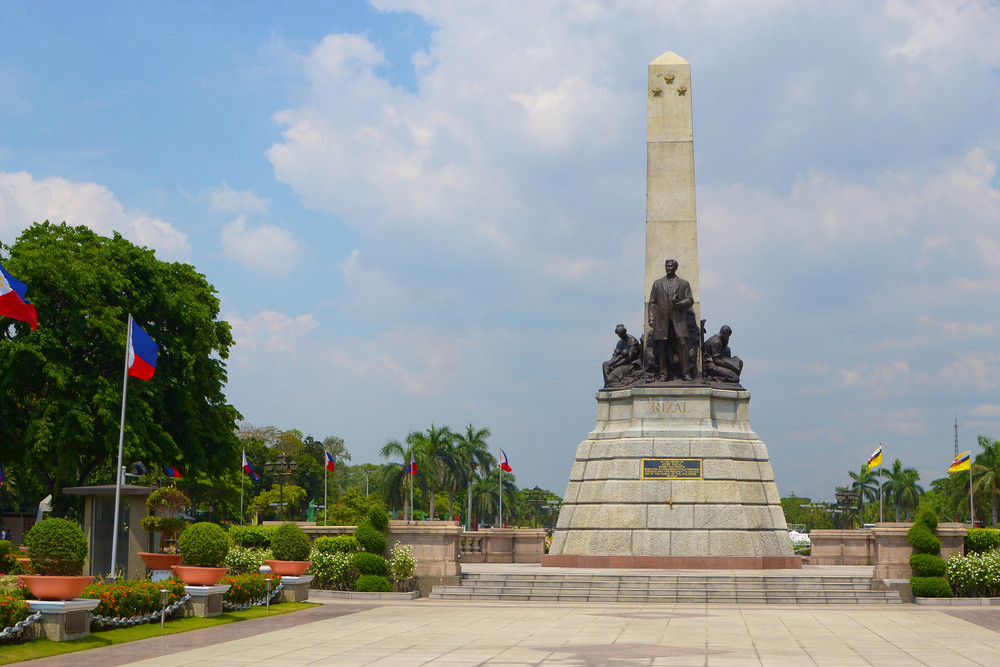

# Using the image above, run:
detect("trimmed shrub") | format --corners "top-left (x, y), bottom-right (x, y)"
top-left (914, 505), bottom-right (938, 532)
top-left (314, 535), bottom-right (360, 554)
top-left (177, 522), bottom-right (230, 567)
top-left (965, 528), bottom-right (1000, 554)
top-left (911, 576), bottom-right (953, 598)
top-left (907, 523), bottom-right (941, 556)
top-left (228, 525), bottom-right (275, 548)
top-left (225, 545), bottom-right (273, 574)
top-left (355, 574), bottom-right (393, 593)
top-left (947, 550), bottom-right (1000, 597)
top-left (306, 549), bottom-right (357, 590)
top-left (25, 517), bottom-right (88, 575)
top-left (355, 520), bottom-right (387, 556)
top-left (368, 506), bottom-right (389, 532)
top-left (0, 540), bottom-right (13, 557)
top-left (910, 553), bottom-right (946, 577)
top-left (354, 551), bottom-right (389, 576)
top-left (270, 523), bottom-right (311, 561)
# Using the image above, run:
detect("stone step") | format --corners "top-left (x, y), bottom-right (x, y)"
top-left (428, 572), bottom-right (901, 604)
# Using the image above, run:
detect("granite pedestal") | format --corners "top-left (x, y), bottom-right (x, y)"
top-left (27, 598), bottom-right (101, 642)
top-left (545, 385), bottom-right (797, 569)
top-left (278, 574), bottom-right (313, 603)
top-left (183, 584), bottom-right (230, 618)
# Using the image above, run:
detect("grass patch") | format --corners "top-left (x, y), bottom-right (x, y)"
top-left (0, 602), bottom-right (316, 664)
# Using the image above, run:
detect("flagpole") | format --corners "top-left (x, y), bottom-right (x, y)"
top-left (409, 455), bottom-right (413, 523)
top-left (970, 469), bottom-right (975, 528)
top-left (324, 457), bottom-right (328, 527)
top-left (110, 314), bottom-right (132, 580)
top-left (498, 452), bottom-right (502, 529)
top-left (879, 459), bottom-right (883, 523)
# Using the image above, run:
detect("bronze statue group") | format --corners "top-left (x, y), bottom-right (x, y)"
top-left (602, 259), bottom-right (743, 390)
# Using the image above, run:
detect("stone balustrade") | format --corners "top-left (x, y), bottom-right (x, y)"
top-left (809, 523), bottom-right (968, 579)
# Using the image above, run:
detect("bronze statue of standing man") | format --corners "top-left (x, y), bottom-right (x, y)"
top-left (647, 258), bottom-right (694, 381)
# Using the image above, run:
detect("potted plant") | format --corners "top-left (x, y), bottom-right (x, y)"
top-left (264, 523), bottom-right (312, 576)
top-left (138, 486), bottom-right (190, 570)
top-left (19, 517), bottom-right (91, 600)
top-left (171, 521), bottom-right (230, 585)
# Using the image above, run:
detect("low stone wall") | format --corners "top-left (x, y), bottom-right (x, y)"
top-left (460, 529), bottom-right (546, 564)
top-left (809, 523), bottom-right (968, 579)
top-left (809, 529), bottom-right (873, 566)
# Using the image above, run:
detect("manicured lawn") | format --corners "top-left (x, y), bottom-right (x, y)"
top-left (0, 602), bottom-right (317, 664)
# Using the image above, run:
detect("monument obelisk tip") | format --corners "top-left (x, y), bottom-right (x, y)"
top-left (650, 51), bottom-right (689, 66)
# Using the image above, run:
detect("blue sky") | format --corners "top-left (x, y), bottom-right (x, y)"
top-left (2, 0), bottom-right (1000, 502)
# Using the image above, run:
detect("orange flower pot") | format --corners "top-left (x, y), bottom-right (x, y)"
top-left (138, 552), bottom-right (183, 570)
top-left (264, 559), bottom-right (312, 576)
top-left (19, 575), bottom-right (93, 601)
top-left (171, 565), bottom-right (230, 586)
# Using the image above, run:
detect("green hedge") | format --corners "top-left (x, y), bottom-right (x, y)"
top-left (914, 505), bottom-right (938, 532)
top-left (270, 523), bottom-right (311, 561)
top-left (355, 574), bottom-right (393, 592)
top-left (907, 523), bottom-right (941, 556)
top-left (228, 525), bottom-right (275, 548)
top-left (354, 552), bottom-right (389, 577)
top-left (355, 520), bottom-right (387, 556)
top-left (314, 535), bottom-right (360, 554)
top-left (25, 517), bottom-right (88, 575)
top-left (368, 506), bottom-right (389, 532)
top-left (911, 576), bottom-right (953, 598)
top-left (910, 553), bottom-right (946, 577)
top-left (965, 528), bottom-right (1000, 554)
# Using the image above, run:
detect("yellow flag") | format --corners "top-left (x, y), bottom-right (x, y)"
top-left (949, 450), bottom-right (971, 474)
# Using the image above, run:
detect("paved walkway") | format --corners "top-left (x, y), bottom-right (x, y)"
top-left (23, 565), bottom-right (1000, 666)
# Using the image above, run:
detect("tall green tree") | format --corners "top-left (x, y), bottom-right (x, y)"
top-left (409, 424), bottom-right (455, 519)
top-left (972, 436), bottom-right (1000, 527)
top-left (452, 424), bottom-right (495, 530)
top-left (848, 464), bottom-right (879, 515)
top-left (0, 222), bottom-right (240, 515)
top-left (880, 459), bottom-right (923, 522)
top-left (378, 435), bottom-right (418, 519)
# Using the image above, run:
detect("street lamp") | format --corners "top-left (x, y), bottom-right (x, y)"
top-left (546, 499), bottom-right (561, 533)
top-left (263, 453), bottom-right (297, 521)
top-left (527, 486), bottom-right (547, 528)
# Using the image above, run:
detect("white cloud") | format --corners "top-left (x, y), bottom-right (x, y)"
top-left (227, 309), bottom-right (319, 353)
top-left (0, 171), bottom-right (190, 259)
top-left (220, 216), bottom-right (300, 274)
top-left (940, 352), bottom-right (1000, 390)
top-left (208, 182), bottom-right (269, 214)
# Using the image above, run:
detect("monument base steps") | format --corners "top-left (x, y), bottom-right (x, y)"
top-left (429, 571), bottom-right (901, 604)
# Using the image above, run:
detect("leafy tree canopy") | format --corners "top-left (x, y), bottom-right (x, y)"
top-left (0, 222), bottom-right (241, 515)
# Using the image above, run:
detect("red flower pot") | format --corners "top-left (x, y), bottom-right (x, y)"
top-left (19, 575), bottom-right (93, 601)
top-left (264, 559), bottom-right (312, 576)
top-left (138, 552), bottom-right (183, 570)
top-left (171, 565), bottom-right (230, 586)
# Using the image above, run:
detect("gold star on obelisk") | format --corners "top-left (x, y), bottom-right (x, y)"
top-left (664, 74), bottom-right (675, 84)
top-left (651, 88), bottom-right (662, 97)
top-left (677, 86), bottom-right (687, 96)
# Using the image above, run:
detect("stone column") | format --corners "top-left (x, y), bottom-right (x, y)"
top-left (645, 51), bottom-right (699, 323)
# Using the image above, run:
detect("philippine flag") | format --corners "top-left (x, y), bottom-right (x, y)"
top-left (0, 262), bottom-right (38, 331)
top-left (165, 466), bottom-right (182, 479)
top-left (407, 454), bottom-right (417, 475)
top-left (127, 319), bottom-right (158, 381)
top-left (499, 449), bottom-right (512, 473)
top-left (325, 451), bottom-right (336, 473)
top-left (242, 450), bottom-right (259, 481)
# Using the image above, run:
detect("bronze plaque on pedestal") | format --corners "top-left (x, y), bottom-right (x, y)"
top-left (641, 458), bottom-right (702, 479)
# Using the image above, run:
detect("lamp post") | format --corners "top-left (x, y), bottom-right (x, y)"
top-left (527, 486), bottom-right (547, 528)
top-left (546, 499), bottom-right (561, 533)
top-left (834, 490), bottom-right (859, 529)
top-left (264, 453), bottom-right (297, 521)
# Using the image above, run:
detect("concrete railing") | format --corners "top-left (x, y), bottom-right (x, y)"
top-left (459, 528), bottom-right (546, 564)
top-left (809, 523), bottom-right (968, 579)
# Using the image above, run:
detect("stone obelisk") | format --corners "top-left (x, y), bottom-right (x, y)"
top-left (544, 52), bottom-right (796, 569)
top-left (645, 52), bottom-right (699, 323)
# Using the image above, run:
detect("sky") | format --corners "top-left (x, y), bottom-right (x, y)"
top-left (2, 0), bottom-right (1000, 503)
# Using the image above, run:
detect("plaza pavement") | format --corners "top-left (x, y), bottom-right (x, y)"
top-left (24, 565), bottom-right (1000, 666)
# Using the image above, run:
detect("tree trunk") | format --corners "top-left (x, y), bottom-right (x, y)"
top-left (429, 488), bottom-right (435, 520)
top-left (447, 490), bottom-right (454, 521)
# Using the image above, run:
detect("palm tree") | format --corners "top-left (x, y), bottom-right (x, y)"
top-left (452, 424), bottom-right (495, 530)
top-left (848, 464), bottom-right (879, 515)
top-left (408, 425), bottom-right (454, 520)
top-left (880, 459), bottom-right (922, 522)
top-left (895, 469), bottom-right (924, 521)
top-left (474, 467), bottom-right (518, 527)
top-left (378, 435), bottom-right (420, 520)
top-left (972, 436), bottom-right (1000, 527)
